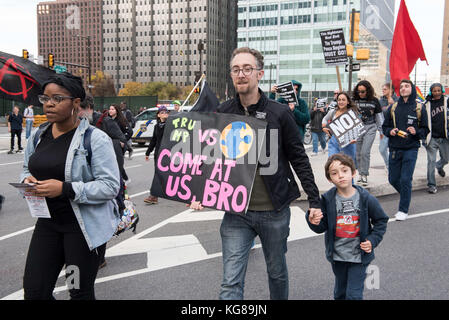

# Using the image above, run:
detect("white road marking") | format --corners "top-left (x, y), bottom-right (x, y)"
top-left (0, 226), bottom-right (35, 242)
top-left (2, 206), bottom-right (449, 300)
top-left (0, 161), bottom-right (23, 166)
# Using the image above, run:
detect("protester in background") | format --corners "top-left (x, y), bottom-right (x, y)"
top-left (306, 153), bottom-right (388, 300)
top-left (191, 47), bottom-right (321, 300)
top-left (109, 104), bottom-right (133, 184)
top-left (382, 79), bottom-right (429, 221)
top-left (24, 105), bottom-right (35, 139)
top-left (8, 106), bottom-right (23, 154)
top-left (378, 83), bottom-right (398, 171)
top-left (20, 72), bottom-right (120, 299)
top-left (423, 83), bottom-right (449, 194)
top-left (269, 80), bottom-right (310, 142)
top-left (328, 89), bottom-right (340, 112)
top-left (322, 92), bottom-right (358, 163)
top-left (310, 98), bottom-right (328, 156)
top-left (352, 80), bottom-right (383, 186)
top-left (144, 106), bottom-right (169, 205)
top-left (120, 101), bottom-right (135, 159)
top-left (78, 95), bottom-right (127, 269)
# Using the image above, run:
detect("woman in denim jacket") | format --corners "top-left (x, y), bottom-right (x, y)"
top-left (20, 72), bottom-right (120, 300)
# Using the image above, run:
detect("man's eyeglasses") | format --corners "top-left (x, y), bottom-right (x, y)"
top-left (230, 66), bottom-right (261, 77)
top-left (38, 95), bottom-right (74, 105)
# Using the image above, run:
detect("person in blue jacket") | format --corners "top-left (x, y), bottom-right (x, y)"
top-left (269, 80), bottom-right (310, 141)
top-left (306, 153), bottom-right (388, 300)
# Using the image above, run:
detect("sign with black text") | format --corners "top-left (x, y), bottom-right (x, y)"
top-left (151, 112), bottom-right (267, 214)
top-left (319, 29), bottom-right (348, 65)
top-left (276, 82), bottom-right (299, 105)
top-left (328, 109), bottom-right (366, 148)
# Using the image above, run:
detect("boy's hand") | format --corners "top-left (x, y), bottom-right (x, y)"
top-left (360, 240), bottom-right (372, 253)
top-left (308, 208), bottom-right (323, 225)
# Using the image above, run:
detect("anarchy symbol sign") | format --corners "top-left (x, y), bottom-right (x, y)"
top-left (0, 57), bottom-right (38, 101)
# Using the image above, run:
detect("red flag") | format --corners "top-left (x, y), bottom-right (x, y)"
top-left (389, 0), bottom-right (427, 95)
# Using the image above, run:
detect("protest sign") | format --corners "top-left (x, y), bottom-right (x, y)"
top-left (319, 28), bottom-right (348, 65)
top-left (276, 82), bottom-right (299, 105)
top-left (327, 109), bottom-right (366, 148)
top-left (151, 112), bottom-right (267, 214)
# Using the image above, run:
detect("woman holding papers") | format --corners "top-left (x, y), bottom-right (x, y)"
top-left (20, 72), bottom-right (121, 300)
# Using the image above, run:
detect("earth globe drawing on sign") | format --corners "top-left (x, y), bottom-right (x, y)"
top-left (220, 121), bottom-right (254, 159)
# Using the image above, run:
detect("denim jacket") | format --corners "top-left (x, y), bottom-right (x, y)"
top-left (20, 118), bottom-right (121, 251)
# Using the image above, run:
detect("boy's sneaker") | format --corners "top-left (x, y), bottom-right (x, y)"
top-left (144, 196), bottom-right (158, 204)
top-left (427, 186), bottom-right (437, 194)
top-left (395, 211), bottom-right (408, 221)
top-left (437, 167), bottom-right (446, 177)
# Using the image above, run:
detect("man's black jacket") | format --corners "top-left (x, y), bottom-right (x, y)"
top-left (217, 89), bottom-right (320, 211)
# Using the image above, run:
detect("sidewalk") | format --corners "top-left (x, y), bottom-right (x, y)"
top-left (297, 135), bottom-right (449, 200)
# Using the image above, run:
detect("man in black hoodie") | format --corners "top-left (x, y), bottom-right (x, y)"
top-left (382, 79), bottom-right (429, 221)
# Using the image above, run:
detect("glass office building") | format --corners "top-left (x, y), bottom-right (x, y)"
top-left (237, 0), bottom-right (395, 105)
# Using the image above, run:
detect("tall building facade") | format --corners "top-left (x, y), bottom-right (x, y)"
top-left (37, 0), bottom-right (103, 89)
top-left (237, 0), bottom-right (395, 103)
top-left (441, 0), bottom-right (449, 87)
top-left (102, 0), bottom-right (237, 100)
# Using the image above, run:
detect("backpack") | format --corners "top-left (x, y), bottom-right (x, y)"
top-left (33, 124), bottom-right (138, 235)
top-left (390, 102), bottom-right (422, 128)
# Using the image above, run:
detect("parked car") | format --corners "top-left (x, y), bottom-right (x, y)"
top-left (131, 106), bottom-right (192, 146)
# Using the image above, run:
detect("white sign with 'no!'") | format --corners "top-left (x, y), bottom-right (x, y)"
top-left (328, 109), bottom-right (366, 148)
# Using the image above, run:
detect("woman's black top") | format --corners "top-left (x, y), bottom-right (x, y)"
top-left (28, 125), bottom-right (78, 225)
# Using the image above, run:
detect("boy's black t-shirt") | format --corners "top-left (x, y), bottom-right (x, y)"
top-left (28, 125), bottom-right (78, 224)
top-left (430, 97), bottom-right (446, 138)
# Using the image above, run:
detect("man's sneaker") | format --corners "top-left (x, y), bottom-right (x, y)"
top-left (311, 152), bottom-right (318, 157)
top-left (361, 175), bottom-right (368, 186)
top-left (395, 211), bottom-right (408, 221)
top-left (7, 150), bottom-right (14, 154)
top-left (144, 196), bottom-right (158, 204)
top-left (16, 148), bottom-right (23, 153)
top-left (437, 167), bottom-right (446, 178)
top-left (427, 186), bottom-right (437, 194)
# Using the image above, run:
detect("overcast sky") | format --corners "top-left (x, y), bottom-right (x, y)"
top-left (0, 0), bottom-right (445, 82)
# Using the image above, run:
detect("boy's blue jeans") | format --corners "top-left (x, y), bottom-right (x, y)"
top-left (219, 207), bottom-right (291, 300)
top-left (331, 261), bottom-right (368, 300)
top-left (388, 148), bottom-right (418, 213)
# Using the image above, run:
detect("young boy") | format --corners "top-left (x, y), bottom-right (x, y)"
top-left (306, 153), bottom-right (389, 300)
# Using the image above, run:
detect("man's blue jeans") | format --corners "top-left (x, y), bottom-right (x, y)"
top-left (25, 120), bottom-right (33, 139)
top-left (219, 207), bottom-right (291, 300)
top-left (388, 148), bottom-right (418, 213)
top-left (312, 131), bottom-right (327, 153)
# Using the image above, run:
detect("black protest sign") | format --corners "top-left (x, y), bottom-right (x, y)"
top-left (328, 109), bottom-right (366, 148)
top-left (151, 112), bottom-right (267, 214)
top-left (319, 29), bottom-right (348, 65)
top-left (276, 82), bottom-right (299, 105)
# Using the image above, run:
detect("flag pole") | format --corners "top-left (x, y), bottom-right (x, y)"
top-left (180, 73), bottom-right (206, 112)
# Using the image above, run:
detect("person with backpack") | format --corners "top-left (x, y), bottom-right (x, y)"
top-left (422, 83), bottom-right (449, 194)
top-left (382, 79), bottom-right (429, 221)
top-left (109, 104), bottom-right (133, 184)
top-left (20, 72), bottom-right (121, 299)
top-left (352, 80), bottom-right (384, 186)
top-left (143, 106), bottom-right (169, 204)
top-left (79, 95), bottom-right (128, 269)
top-left (120, 101), bottom-right (135, 159)
top-left (378, 83), bottom-right (398, 171)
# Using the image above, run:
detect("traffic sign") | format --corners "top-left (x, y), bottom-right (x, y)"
top-left (345, 63), bottom-right (361, 72)
top-left (54, 65), bottom-right (67, 73)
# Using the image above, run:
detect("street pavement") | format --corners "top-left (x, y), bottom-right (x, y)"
top-left (0, 125), bottom-right (448, 300)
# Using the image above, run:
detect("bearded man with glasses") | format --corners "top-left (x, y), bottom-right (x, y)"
top-left (190, 47), bottom-right (321, 300)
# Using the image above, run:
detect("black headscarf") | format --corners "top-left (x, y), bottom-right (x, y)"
top-left (42, 72), bottom-right (86, 101)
